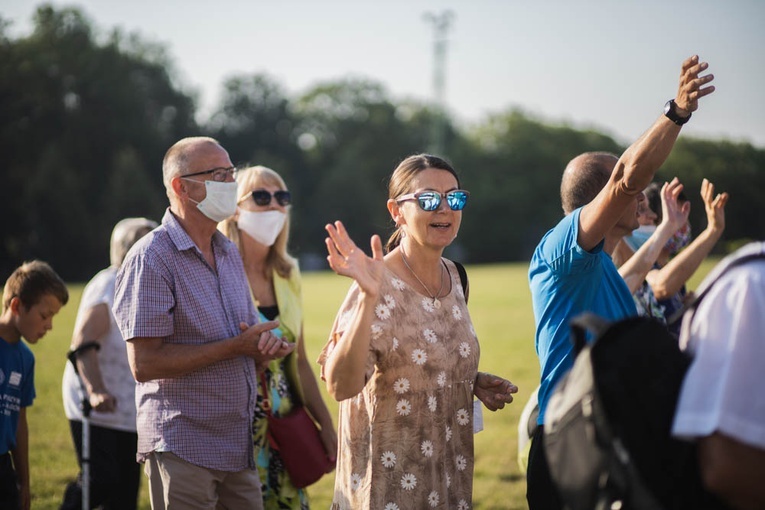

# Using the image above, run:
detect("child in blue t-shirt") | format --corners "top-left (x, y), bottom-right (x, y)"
top-left (0, 261), bottom-right (68, 510)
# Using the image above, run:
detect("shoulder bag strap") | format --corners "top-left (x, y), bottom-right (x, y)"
top-left (452, 260), bottom-right (469, 304)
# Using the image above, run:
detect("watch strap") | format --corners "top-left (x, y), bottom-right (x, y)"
top-left (664, 99), bottom-right (691, 126)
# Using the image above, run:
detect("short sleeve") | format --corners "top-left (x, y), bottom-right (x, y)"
top-left (672, 263), bottom-right (765, 449)
top-left (113, 247), bottom-right (175, 340)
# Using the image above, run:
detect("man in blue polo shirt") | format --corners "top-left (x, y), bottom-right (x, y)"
top-left (526, 55), bottom-right (716, 510)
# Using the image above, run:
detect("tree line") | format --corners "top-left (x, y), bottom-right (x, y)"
top-left (2, 5), bottom-right (763, 281)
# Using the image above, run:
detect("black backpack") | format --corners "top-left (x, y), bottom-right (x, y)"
top-left (543, 314), bottom-right (697, 510)
top-left (543, 247), bottom-right (765, 510)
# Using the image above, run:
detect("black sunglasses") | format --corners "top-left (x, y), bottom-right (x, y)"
top-left (249, 189), bottom-right (292, 206)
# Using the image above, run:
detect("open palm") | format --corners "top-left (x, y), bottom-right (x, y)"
top-left (325, 220), bottom-right (386, 296)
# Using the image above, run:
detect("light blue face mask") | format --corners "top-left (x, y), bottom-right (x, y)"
top-left (624, 224), bottom-right (657, 251)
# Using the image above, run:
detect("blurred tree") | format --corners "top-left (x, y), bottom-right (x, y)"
top-left (0, 5), bottom-right (197, 280)
top-left (1, 6), bottom-right (762, 280)
top-left (291, 79), bottom-right (443, 266)
top-left (456, 109), bottom-right (624, 262)
top-left (660, 138), bottom-right (765, 250)
top-left (206, 73), bottom-right (303, 176)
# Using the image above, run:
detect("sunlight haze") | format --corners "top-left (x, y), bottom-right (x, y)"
top-left (3, 0), bottom-right (763, 147)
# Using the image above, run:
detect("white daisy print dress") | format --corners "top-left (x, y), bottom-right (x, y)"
top-left (319, 259), bottom-right (479, 509)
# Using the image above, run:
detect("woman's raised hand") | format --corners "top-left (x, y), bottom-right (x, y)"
top-left (701, 178), bottom-right (729, 234)
top-left (325, 221), bottom-right (385, 297)
top-left (660, 177), bottom-right (691, 232)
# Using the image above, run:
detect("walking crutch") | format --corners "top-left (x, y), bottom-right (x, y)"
top-left (67, 342), bottom-right (100, 510)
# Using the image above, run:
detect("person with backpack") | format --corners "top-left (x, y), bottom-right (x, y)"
top-left (672, 241), bottom-right (765, 510)
top-left (527, 55), bottom-right (715, 510)
top-left (319, 154), bottom-right (517, 510)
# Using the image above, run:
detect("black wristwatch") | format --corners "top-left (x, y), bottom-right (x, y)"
top-left (664, 99), bottom-right (691, 126)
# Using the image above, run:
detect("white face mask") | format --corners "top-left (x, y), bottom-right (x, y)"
top-left (186, 180), bottom-right (238, 222)
top-left (237, 209), bottom-right (287, 246)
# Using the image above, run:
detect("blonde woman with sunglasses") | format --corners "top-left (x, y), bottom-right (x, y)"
top-left (319, 154), bottom-right (518, 510)
top-left (220, 165), bottom-right (337, 509)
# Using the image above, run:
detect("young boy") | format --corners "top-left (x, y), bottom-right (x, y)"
top-left (0, 261), bottom-right (68, 510)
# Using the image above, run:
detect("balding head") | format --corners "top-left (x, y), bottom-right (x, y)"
top-left (560, 152), bottom-right (619, 214)
top-left (162, 136), bottom-right (223, 197)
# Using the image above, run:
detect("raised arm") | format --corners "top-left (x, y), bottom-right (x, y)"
top-left (619, 178), bottom-right (690, 293)
top-left (126, 320), bottom-right (291, 382)
top-left (647, 178), bottom-right (728, 299)
top-left (322, 220), bottom-right (385, 401)
top-left (578, 55), bottom-right (715, 251)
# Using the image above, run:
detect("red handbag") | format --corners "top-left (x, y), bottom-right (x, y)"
top-left (260, 375), bottom-right (335, 488)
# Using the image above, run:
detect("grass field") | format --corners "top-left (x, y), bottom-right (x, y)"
top-left (24, 260), bottom-right (718, 509)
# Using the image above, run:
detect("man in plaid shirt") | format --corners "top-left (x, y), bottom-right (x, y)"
top-left (114, 137), bottom-right (294, 510)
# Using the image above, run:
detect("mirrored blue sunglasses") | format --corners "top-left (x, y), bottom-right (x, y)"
top-left (396, 190), bottom-right (470, 211)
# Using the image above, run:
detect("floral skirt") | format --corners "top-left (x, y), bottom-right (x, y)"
top-left (253, 359), bottom-right (310, 510)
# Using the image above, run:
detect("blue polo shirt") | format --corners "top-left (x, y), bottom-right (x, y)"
top-left (529, 208), bottom-right (636, 425)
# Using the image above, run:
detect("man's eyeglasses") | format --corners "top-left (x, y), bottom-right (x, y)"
top-left (396, 190), bottom-right (470, 211)
top-left (247, 189), bottom-right (292, 207)
top-left (182, 166), bottom-right (237, 182)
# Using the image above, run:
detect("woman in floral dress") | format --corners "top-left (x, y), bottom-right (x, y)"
top-left (319, 154), bottom-right (518, 510)
top-left (220, 166), bottom-right (337, 509)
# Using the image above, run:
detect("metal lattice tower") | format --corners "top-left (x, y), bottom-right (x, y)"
top-left (423, 10), bottom-right (454, 155)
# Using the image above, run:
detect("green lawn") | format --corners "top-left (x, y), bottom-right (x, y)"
top-left (24, 260), bottom-right (718, 509)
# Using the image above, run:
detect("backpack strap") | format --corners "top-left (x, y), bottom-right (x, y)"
top-left (668, 244), bottom-right (765, 325)
top-left (452, 260), bottom-right (469, 304)
top-left (569, 312), bottom-right (611, 354)
top-left (671, 244), bottom-right (765, 350)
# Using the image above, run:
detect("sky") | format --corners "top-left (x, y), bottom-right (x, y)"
top-left (3, 0), bottom-right (764, 148)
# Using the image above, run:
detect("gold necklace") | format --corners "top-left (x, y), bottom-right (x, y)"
top-left (400, 245), bottom-right (445, 309)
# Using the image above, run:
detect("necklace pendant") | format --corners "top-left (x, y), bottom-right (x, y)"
top-left (433, 298), bottom-right (441, 309)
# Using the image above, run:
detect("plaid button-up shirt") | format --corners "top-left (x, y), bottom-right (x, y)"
top-left (114, 209), bottom-right (258, 471)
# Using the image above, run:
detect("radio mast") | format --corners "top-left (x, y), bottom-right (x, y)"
top-left (423, 10), bottom-right (454, 155)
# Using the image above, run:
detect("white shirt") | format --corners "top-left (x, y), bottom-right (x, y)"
top-left (672, 243), bottom-right (765, 450)
top-left (62, 267), bottom-right (137, 432)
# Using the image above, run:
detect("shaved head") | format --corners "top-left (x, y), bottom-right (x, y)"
top-left (560, 152), bottom-right (619, 214)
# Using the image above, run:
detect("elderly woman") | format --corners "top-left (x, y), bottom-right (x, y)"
top-left (61, 217), bottom-right (157, 510)
top-left (219, 165), bottom-right (337, 509)
top-left (319, 154), bottom-right (518, 510)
